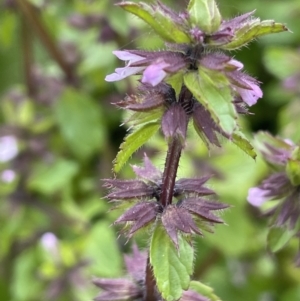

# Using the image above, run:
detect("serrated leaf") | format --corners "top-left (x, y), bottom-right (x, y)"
top-left (114, 122), bottom-right (160, 173)
top-left (184, 68), bottom-right (236, 135)
top-left (118, 2), bottom-right (191, 43)
top-left (222, 20), bottom-right (289, 50)
top-left (150, 223), bottom-right (194, 301)
top-left (54, 88), bottom-right (105, 160)
top-left (187, 0), bottom-right (221, 34)
top-left (232, 132), bottom-right (256, 159)
top-left (189, 281), bottom-right (221, 301)
top-left (286, 159), bottom-right (300, 186)
top-left (124, 107), bottom-right (163, 127)
top-left (267, 226), bottom-right (296, 253)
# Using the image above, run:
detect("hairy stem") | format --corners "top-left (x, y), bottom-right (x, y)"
top-left (159, 85), bottom-right (192, 207)
top-left (144, 255), bottom-right (157, 301)
top-left (160, 137), bottom-right (183, 207)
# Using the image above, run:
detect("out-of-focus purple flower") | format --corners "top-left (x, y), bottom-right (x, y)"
top-left (40, 232), bottom-right (59, 257)
top-left (247, 133), bottom-right (300, 229)
top-left (0, 136), bottom-right (18, 162)
top-left (247, 173), bottom-right (291, 207)
top-left (1, 169), bottom-right (16, 183)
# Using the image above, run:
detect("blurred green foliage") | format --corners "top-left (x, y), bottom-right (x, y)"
top-left (0, 0), bottom-right (300, 300)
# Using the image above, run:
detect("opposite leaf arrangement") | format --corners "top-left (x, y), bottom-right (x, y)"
top-left (94, 1), bottom-right (290, 301)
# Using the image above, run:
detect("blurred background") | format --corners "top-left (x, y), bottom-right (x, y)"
top-left (0, 0), bottom-right (300, 300)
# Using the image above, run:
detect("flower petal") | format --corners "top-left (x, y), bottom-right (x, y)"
top-left (112, 50), bottom-right (144, 64)
top-left (142, 60), bottom-right (169, 86)
top-left (247, 187), bottom-right (269, 207)
top-left (105, 66), bottom-right (145, 82)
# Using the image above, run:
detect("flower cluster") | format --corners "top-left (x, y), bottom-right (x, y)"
top-left (247, 132), bottom-right (300, 230)
top-left (105, 155), bottom-right (228, 247)
top-left (106, 46), bottom-right (262, 107)
top-left (116, 82), bottom-right (251, 147)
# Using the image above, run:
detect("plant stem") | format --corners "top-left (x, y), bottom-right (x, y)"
top-left (144, 255), bottom-right (157, 301)
top-left (159, 85), bottom-right (192, 208)
top-left (160, 137), bottom-right (182, 207)
top-left (16, 0), bottom-right (77, 85)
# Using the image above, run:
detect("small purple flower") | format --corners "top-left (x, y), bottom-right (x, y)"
top-left (142, 59), bottom-right (170, 86)
top-left (105, 50), bottom-right (146, 82)
top-left (1, 169), bottom-right (16, 183)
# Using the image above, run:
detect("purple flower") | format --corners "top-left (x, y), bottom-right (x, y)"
top-left (247, 133), bottom-right (300, 229)
top-left (105, 50), bottom-right (146, 82)
top-left (107, 47), bottom-right (263, 107)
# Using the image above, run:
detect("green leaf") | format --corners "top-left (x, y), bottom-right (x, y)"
top-left (189, 281), bottom-right (221, 301)
top-left (232, 132), bottom-right (256, 159)
top-left (184, 68), bottom-right (236, 135)
top-left (187, 0), bottom-right (221, 34)
top-left (263, 47), bottom-right (300, 80)
top-left (124, 107), bottom-right (163, 127)
top-left (267, 226), bottom-right (297, 253)
top-left (222, 19), bottom-right (289, 50)
top-left (118, 2), bottom-right (191, 43)
top-left (286, 159), bottom-right (300, 186)
top-left (114, 122), bottom-right (160, 173)
top-left (150, 224), bottom-right (194, 301)
top-left (84, 221), bottom-right (123, 276)
top-left (54, 88), bottom-right (105, 160)
top-left (28, 159), bottom-right (79, 195)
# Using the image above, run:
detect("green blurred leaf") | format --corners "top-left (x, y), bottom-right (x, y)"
top-left (11, 248), bottom-right (43, 301)
top-left (84, 221), bottom-right (122, 277)
top-left (279, 100), bottom-right (300, 142)
top-left (0, 11), bottom-right (16, 49)
top-left (118, 2), bottom-right (191, 43)
top-left (184, 68), bottom-right (236, 134)
top-left (28, 159), bottom-right (79, 195)
top-left (187, 0), bottom-right (221, 34)
top-left (255, 131), bottom-right (293, 153)
top-left (223, 19), bottom-right (289, 50)
top-left (263, 47), bottom-right (300, 79)
top-left (267, 226), bottom-right (296, 253)
top-left (232, 132), bottom-right (256, 159)
top-left (189, 280), bottom-right (221, 301)
top-left (150, 223), bottom-right (193, 301)
top-left (54, 88), bottom-right (105, 160)
top-left (114, 122), bottom-right (160, 173)
top-left (286, 159), bottom-right (300, 186)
